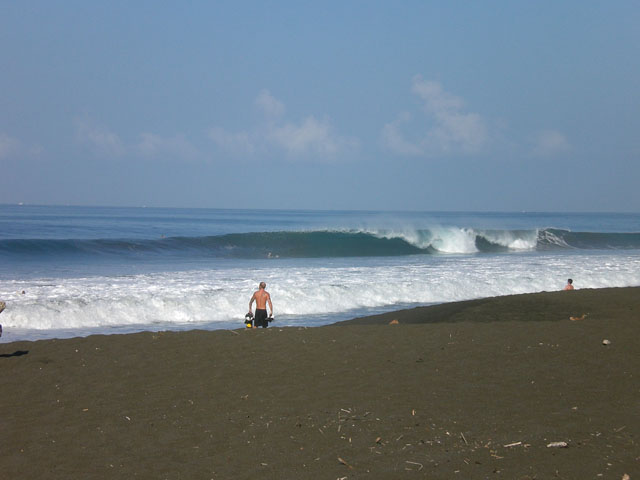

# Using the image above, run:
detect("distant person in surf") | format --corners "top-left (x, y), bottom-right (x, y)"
top-left (0, 300), bottom-right (5, 337)
top-left (248, 282), bottom-right (273, 328)
top-left (563, 279), bottom-right (575, 290)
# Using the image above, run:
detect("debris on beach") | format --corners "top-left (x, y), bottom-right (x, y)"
top-left (569, 313), bottom-right (587, 321)
top-left (405, 460), bottom-right (424, 471)
top-left (389, 319), bottom-right (399, 325)
top-left (602, 339), bottom-right (611, 345)
top-left (546, 441), bottom-right (568, 448)
top-left (503, 441), bottom-right (522, 448)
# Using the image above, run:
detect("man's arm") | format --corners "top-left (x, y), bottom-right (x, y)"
top-left (248, 293), bottom-right (256, 313)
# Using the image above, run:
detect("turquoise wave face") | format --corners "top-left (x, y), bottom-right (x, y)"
top-left (2, 228), bottom-right (640, 260)
top-left (539, 229), bottom-right (640, 250)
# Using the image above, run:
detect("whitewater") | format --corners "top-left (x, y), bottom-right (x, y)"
top-left (1, 206), bottom-right (639, 341)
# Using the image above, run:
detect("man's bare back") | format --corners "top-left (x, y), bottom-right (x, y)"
top-left (249, 282), bottom-right (273, 315)
top-left (251, 289), bottom-right (270, 309)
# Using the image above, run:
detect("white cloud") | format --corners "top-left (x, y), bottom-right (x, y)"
top-left (0, 133), bottom-right (43, 159)
top-left (532, 130), bottom-right (571, 157)
top-left (75, 119), bottom-right (125, 157)
top-left (75, 118), bottom-right (201, 160)
top-left (383, 77), bottom-right (489, 157)
top-left (381, 113), bottom-right (423, 156)
top-left (269, 116), bottom-right (350, 155)
top-left (255, 89), bottom-right (285, 118)
top-left (426, 110), bottom-right (487, 154)
top-left (413, 77), bottom-right (488, 154)
top-left (412, 79), bottom-right (465, 113)
top-left (384, 76), bottom-right (577, 162)
top-left (0, 133), bottom-right (20, 159)
top-left (209, 91), bottom-right (358, 159)
top-left (208, 127), bottom-right (255, 154)
top-left (137, 133), bottom-right (199, 159)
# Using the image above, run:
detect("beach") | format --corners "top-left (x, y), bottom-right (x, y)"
top-left (1, 287), bottom-right (638, 479)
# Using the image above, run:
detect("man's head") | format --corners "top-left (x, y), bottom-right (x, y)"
top-left (259, 282), bottom-right (266, 289)
top-left (567, 278), bottom-right (573, 285)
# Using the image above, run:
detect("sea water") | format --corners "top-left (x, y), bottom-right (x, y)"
top-left (1, 205), bottom-right (639, 341)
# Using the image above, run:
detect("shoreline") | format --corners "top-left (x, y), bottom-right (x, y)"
top-left (338, 285), bottom-right (640, 325)
top-left (6, 286), bottom-right (640, 343)
top-left (1, 287), bottom-right (638, 478)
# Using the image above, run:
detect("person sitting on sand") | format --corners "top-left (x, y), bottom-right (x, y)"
top-left (564, 279), bottom-right (575, 290)
top-left (248, 282), bottom-right (273, 328)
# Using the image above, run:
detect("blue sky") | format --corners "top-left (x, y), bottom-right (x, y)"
top-left (1, 1), bottom-right (639, 211)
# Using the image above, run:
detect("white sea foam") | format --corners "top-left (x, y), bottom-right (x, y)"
top-left (481, 229), bottom-right (538, 250)
top-left (428, 227), bottom-right (478, 253)
top-left (1, 251), bottom-right (639, 341)
top-left (368, 227), bottom-right (479, 253)
top-left (365, 226), bottom-right (538, 253)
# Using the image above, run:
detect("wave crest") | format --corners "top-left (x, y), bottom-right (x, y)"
top-left (1, 228), bottom-right (639, 260)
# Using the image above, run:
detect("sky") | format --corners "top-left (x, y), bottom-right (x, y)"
top-left (1, 1), bottom-right (639, 212)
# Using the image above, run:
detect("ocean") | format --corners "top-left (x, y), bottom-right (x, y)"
top-left (1, 205), bottom-right (639, 341)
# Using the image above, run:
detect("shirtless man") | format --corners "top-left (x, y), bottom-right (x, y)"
top-left (248, 282), bottom-right (273, 328)
top-left (563, 279), bottom-right (574, 290)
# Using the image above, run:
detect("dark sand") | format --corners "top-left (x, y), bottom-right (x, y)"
top-left (1, 287), bottom-right (638, 479)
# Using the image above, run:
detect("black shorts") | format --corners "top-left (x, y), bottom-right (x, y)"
top-left (254, 309), bottom-right (269, 328)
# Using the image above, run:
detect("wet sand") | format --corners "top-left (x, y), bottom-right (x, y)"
top-left (1, 287), bottom-right (638, 479)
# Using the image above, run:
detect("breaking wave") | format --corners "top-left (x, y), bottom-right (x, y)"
top-left (1, 228), bottom-right (639, 260)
